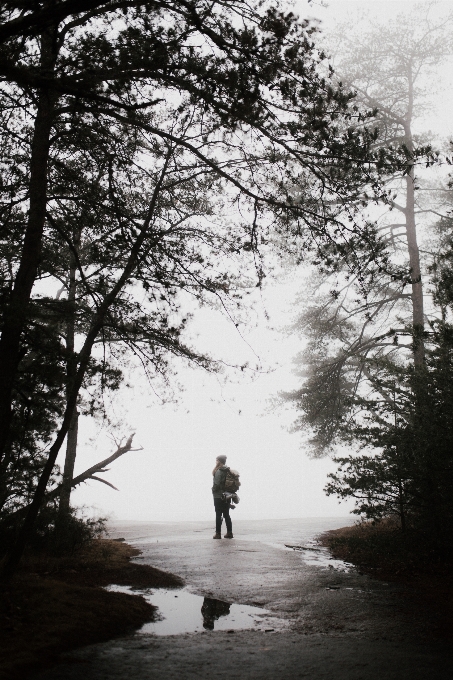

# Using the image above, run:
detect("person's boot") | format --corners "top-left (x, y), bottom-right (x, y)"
top-left (224, 531), bottom-right (234, 539)
top-left (213, 532), bottom-right (221, 539)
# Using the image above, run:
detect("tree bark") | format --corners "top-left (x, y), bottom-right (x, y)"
top-left (59, 227), bottom-right (81, 516)
top-left (0, 28), bottom-right (58, 462)
top-left (59, 408), bottom-right (79, 514)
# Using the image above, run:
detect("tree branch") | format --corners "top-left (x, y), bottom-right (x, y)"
top-left (69, 433), bottom-right (141, 490)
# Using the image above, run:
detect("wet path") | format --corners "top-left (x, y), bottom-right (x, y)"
top-left (33, 518), bottom-right (453, 680)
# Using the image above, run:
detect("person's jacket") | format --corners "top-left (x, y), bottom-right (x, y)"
top-left (212, 465), bottom-right (229, 498)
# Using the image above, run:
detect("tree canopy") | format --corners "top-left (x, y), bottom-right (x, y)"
top-left (0, 0), bottom-right (389, 578)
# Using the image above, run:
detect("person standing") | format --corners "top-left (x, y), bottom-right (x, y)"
top-left (212, 455), bottom-right (233, 539)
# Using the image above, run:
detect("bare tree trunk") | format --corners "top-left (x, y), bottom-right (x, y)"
top-left (59, 227), bottom-right (81, 516)
top-left (59, 409), bottom-right (79, 515)
top-left (0, 28), bottom-right (58, 461)
top-left (398, 476), bottom-right (406, 532)
top-left (405, 169), bottom-right (425, 365)
top-left (404, 67), bottom-right (425, 367)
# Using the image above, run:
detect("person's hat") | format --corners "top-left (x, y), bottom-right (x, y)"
top-left (216, 455), bottom-right (227, 464)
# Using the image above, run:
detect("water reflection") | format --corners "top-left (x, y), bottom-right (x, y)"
top-left (201, 597), bottom-right (231, 630)
top-left (106, 586), bottom-right (285, 635)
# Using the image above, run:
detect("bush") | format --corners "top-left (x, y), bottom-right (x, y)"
top-left (321, 519), bottom-right (451, 578)
top-left (0, 503), bottom-right (107, 557)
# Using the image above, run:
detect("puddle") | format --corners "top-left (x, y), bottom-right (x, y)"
top-left (106, 586), bottom-right (284, 635)
top-left (285, 541), bottom-right (353, 573)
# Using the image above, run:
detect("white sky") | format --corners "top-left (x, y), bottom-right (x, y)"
top-left (67, 0), bottom-right (453, 523)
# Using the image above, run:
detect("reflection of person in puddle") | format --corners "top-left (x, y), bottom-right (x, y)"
top-left (201, 597), bottom-right (231, 630)
top-left (212, 454), bottom-right (233, 539)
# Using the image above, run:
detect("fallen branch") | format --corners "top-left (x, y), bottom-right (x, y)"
top-left (5, 434), bottom-right (142, 521)
top-left (68, 434), bottom-right (142, 492)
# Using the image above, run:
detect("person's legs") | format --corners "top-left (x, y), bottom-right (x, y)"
top-left (214, 498), bottom-right (223, 536)
top-left (223, 504), bottom-right (232, 534)
top-left (215, 508), bottom-right (223, 533)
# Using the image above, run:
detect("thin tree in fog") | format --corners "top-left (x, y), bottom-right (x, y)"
top-left (330, 2), bottom-right (453, 362)
top-left (281, 3), bottom-right (453, 454)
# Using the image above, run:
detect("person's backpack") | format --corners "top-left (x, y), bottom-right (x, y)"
top-left (224, 468), bottom-right (241, 492)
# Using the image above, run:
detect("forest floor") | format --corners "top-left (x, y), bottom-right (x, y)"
top-left (0, 539), bottom-right (183, 680)
top-left (25, 518), bottom-right (453, 680)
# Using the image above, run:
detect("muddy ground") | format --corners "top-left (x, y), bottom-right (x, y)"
top-left (32, 518), bottom-right (453, 680)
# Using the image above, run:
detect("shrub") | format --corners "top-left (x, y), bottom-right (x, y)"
top-left (0, 503), bottom-right (107, 557)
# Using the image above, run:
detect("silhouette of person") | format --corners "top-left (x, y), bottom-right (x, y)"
top-left (201, 597), bottom-right (231, 630)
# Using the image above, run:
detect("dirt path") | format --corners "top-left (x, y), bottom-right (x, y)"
top-left (32, 519), bottom-right (453, 680)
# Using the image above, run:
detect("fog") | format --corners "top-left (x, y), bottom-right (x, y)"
top-left (66, 0), bottom-right (453, 524)
top-left (69, 277), bottom-right (355, 522)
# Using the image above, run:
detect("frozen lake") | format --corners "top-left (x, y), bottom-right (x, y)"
top-left (107, 516), bottom-right (355, 547)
